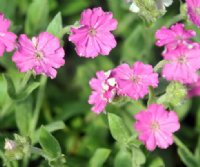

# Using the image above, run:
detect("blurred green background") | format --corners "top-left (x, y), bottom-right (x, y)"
top-left (0, 0), bottom-right (200, 167)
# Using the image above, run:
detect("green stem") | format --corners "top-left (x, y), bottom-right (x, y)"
top-left (62, 26), bottom-right (71, 35)
top-left (30, 76), bottom-right (47, 136)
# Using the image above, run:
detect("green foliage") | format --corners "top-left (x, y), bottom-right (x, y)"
top-left (131, 147), bottom-right (146, 166)
top-left (47, 12), bottom-right (63, 38)
top-left (4, 74), bottom-right (40, 101)
top-left (174, 136), bottom-right (199, 167)
top-left (39, 126), bottom-right (61, 159)
top-left (114, 149), bottom-right (132, 167)
top-left (89, 148), bottom-right (111, 167)
top-left (108, 113), bottom-right (131, 144)
top-left (25, 0), bottom-right (49, 35)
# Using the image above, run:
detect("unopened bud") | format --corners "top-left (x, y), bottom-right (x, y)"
top-left (4, 139), bottom-right (16, 150)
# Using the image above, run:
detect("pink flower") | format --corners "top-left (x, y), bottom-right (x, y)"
top-left (155, 23), bottom-right (196, 51)
top-left (188, 77), bottom-right (200, 97)
top-left (69, 7), bottom-right (118, 58)
top-left (12, 32), bottom-right (65, 79)
top-left (186, 0), bottom-right (200, 28)
top-left (134, 104), bottom-right (180, 151)
top-left (88, 70), bottom-right (117, 114)
top-left (113, 62), bottom-right (158, 100)
top-left (0, 13), bottom-right (17, 56)
top-left (162, 46), bottom-right (200, 84)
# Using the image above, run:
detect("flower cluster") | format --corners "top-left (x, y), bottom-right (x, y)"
top-left (156, 23), bottom-right (200, 84)
top-left (0, 7), bottom-right (118, 78)
top-left (0, 14), bottom-right (65, 79)
top-left (3, 2), bottom-right (199, 154)
top-left (88, 61), bottom-right (158, 114)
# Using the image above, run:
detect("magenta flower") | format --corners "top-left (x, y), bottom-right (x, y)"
top-left (69, 7), bottom-right (118, 58)
top-left (188, 77), bottom-right (200, 97)
top-left (113, 62), bottom-right (158, 100)
top-left (134, 104), bottom-right (180, 151)
top-left (0, 13), bottom-right (17, 56)
top-left (12, 32), bottom-right (65, 79)
top-left (88, 70), bottom-right (117, 114)
top-left (162, 46), bottom-right (200, 84)
top-left (186, 0), bottom-right (200, 28)
top-left (155, 23), bottom-right (196, 51)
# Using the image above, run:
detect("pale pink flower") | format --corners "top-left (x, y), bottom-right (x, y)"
top-left (0, 13), bottom-right (17, 56)
top-left (188, 77), bottom-right (200, 97)
top-left (162, 46), bottom-right (200, 84)
top-left (155, 23), bottom-right (196, 51)
top-left (113, 62), bottom-right (158, 100)
top-left (134, 104), bottom-right (180, 151)
top-left (12, 32), bottom-right (65, 79)
top-left (186, 0), bottom-right (200, 28)
top-left (69, 7), bottom-right (118, 58)
top-left (88, 70), bottom-right (117, 114)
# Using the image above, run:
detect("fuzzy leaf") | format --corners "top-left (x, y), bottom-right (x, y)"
top-left (39, 126), bottom-right (61, 159)
top-left (108, 113), bottom-right (130, 144)
top-left (89, 148), bottom-right (111, 167)
top-left (47, 12), bottom-right (63, 38)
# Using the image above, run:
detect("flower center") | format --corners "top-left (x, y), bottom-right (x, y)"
top-left (131, 75), bottom-right (140, 83)
top-left (177, 56), bottom-right (187, 64)
top-left (89, 28), bottom-right (97, 36)
top-left (195, 8), bottom-right (200, 15)
top-left (35, 51), bottom-right (44, 60)
top-left (151, 121), bottom-right (160, 131)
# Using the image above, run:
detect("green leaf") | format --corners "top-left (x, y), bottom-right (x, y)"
top-left (114, 150), bottom-right (132, 167)
top-left (4, 74), bottom-right (40, 101)
top-left (3, 74), bottom-right (17, 100)
top-left (43, 121), bottom-right (66, 132)
top-left (195, 137), bottom-right (200, 161)
top-left (148, 157), bottom-right (165, 167)
top-left (16, 82), bottom-right (40, 101)
top-left (0, 0), bottom-right (17, 19)
top-left (132, 147), bottom-right (146, 166)
top-left (25, 0), bottom-right (49, 35)
top-left (47, 12), bottom-right (63, 38)
top-left (108, 113), bottom-right (130, 144)
top-left (39, 126), bottom-right (61, 159)
top-left (33, 121), bottom-right (65, 144)
top-left (174, 136), bottom-right (198, 167)
top-left (15, 101), bottom-right (32, 135)
top-left (147, 86), bottom-right (157, 106)
top-left (89, 148), bottom-right (111, 167)
top-left (61, 0), bottom-right (90, 16)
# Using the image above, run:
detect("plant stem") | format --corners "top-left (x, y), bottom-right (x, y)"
top-left (30, 76), bottom-right (47, 137)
